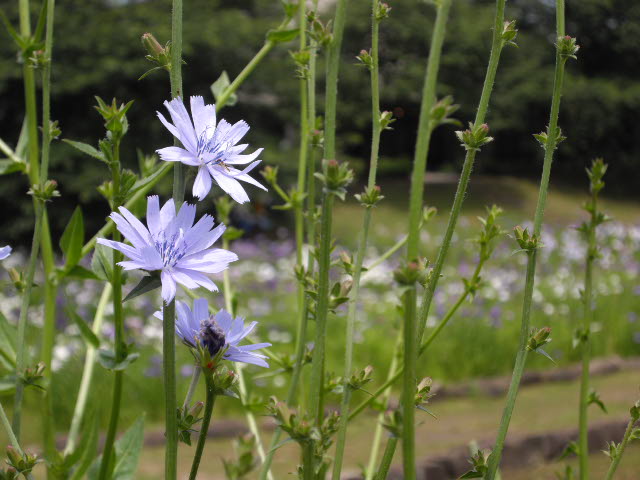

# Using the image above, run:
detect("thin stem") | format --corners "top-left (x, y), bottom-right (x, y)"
top-left (188, 373), bottom-right (216, 480)
top-left (603, 416), bottom-right (636, 480)
top-left (373, 436), bottom-right (398, 480)
top-left (367, 235), bottom-right (408, 270)
top-left (98, 144), bottom-right (126, 480)
top-left (183, 366), bottom-right (201, 411)
top-left (485, 0), bottom-right (568, 475)
top-left (579, 181), bottom-right (599, 479)
top-left (309, 193), bottom-right (334, 424)
top-left (401, 2), bottom-right (452, 474)
top-left (170, 0), bottom-right (185, 205)
top-left (12, 204), bottom-right (44, 440)
top-left (323, 0), bottom-right (347, 161)
top-left (163, 300), bottom-right (178, 480)
top-left (64, 284), bottom-right (112, 455)
top-left (332, 1), bottom-right (385, 473)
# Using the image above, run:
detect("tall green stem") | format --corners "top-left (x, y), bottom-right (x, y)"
top-left (323, 0), bottom-right (347, 161)
top-left (98, 144), bottom-right (126, 480)
top-left (332, 1), bottom-right (386, 475)
top-left (578, 175), bottom-right (599, 479)
top-left (170, 0), bottom-right (185, 205)
top-left (12, 204), bottom-right (43, 440)
top-left (64, 284), bottom-right (112, 455)
top-left (373, 436), bottom-right (398, 480)
top-left (401, 1), bottom-right (452, 475)
top-left (163, 300), bottom-right (178, 480)
top-left (603, 416), bottom-right (636, 480)
top-left (188, 373), bottom-right (216, 480)
top-left (485, 2), bottom-right (567, 477)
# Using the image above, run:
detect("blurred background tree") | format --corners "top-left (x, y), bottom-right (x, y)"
top-left (1, 0), bottom-right (638, 242)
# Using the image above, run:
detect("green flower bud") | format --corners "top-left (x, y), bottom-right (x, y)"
top-left (556, 35), bottom-right (580, 60)
top-left (355, 49), bottom-right (374, 71)
top-left (455, 122), bottom-right (493, 151)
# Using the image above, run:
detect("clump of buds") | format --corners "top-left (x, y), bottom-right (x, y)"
top-left (348, 365), bottom-right (373, 390)
top-left (308, 12), bottom-right (333, 46)
top-left (20, 362), bottom-right (46, 391)
top-left (415, 377), bottom-right (435, 408)
top-left (513, 226), bottom-right (542, 252)
top-left (394, 258), bottom-right (430, 286)
top-left (355, 185), bottom-right (384, 208)
top-left (556, 35), bottom-right (580, 60)
top-left (527, 327), bottom-right (555, 363)
top-left (379, 111), bottom-right (395, 130)
top-left (430, 96), bottom-right (460, 129)
top-left (94, 96), bottom-right (134, 141)
top-left (460, 448), bottom-right (492, 478)
top-left (140, 33), bottom-right (171, 79)
top-left (5, 446), bottom-right (39, 476)
top-left (177, 401), bottom-right (204, 445)
top-left (355, 49), bottom-right (373, 70)
top-left (501, 20), bottom-right (518, 47)
top-left (455, 123), bottom-right (493, 151)
top-left (315, 159), bottom-right (354, 199)
top-left (28, 179), bottom-right (60, 202)
top-left (533, 125), bottom-right (567, 150)
top-left (375, 2), bottom-right (392, 21)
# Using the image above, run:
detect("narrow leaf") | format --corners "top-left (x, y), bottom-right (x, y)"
top-left (123, 276), bottom-right (162, 302)
top-left (65, 307), bottom-right (100, 349)
top-left (91, 244), bottom-right (113, 282)
top-left (60, 207), bottom-right (85, 268)
top-left (266, 28), bottom-right (299, 44)
top-left (63, 139), bottom-right (107, 163)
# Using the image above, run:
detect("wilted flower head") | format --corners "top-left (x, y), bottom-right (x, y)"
top-left (97, 196), bottom-right (237, 302)
top-left (155, 298), bottom-right (271, 367)
top-left (0, 246), bottom-right (11, 260)
top-left (156, 96), bottom-right (267, 204)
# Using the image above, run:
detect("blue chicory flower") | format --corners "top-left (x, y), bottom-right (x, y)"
top-left (0, 246), bottom-right (11, 260)
top-left (155, 297), bottom-right (271, 368)
top-left (156, 96), bottom-right (266, 204)
top-left (97, 195), bottom-right (237, 302)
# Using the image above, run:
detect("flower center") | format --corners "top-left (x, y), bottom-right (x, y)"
top-left (196, 127), bottom-right (233, 169)
top-left (153, 230), bottom-right (186, 267)
top-left (199, 318), bottom-right (226, 356)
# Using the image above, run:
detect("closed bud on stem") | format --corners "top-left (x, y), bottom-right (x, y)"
top-left (394, 258), bottom-right (429, 286)
top-left (94, 97), bottom-right (134, 141)
top-left (429, 96), bottom-right (460, 130)
top-left (586, 157), bottom-right (608, 195)
top-left (27, 49), bottom-right (48, 69)
top-left (460, 449), bottom-right (492, 478)
top-left (314, 159), bottom-right (353, 199)
top-left (375, 2), bottom-right (392, 21)
top-left (455, 122), bottom-right (494, 151)
top-left (348, 365), bottom-right (373, 390)
top-left (630, 400), bottom-right (640, 422)
top-left (141, 32), bottom-right (171, 72)
top-left (513, 226), bottom-right (542, 251)
top-left (556, 35), bottom-right (580, 60)
top-left (355, 49), bottom-right (373, 70)
top-left (355, 184), bottom-right (384, 207)
top-left (379, 110), bottom-right (395, 130)
top-left (501, 20), bottom-right (518, 47)
top-left (307, 13), bottom-right (333, 46)
top-left (28, 180), bottom-right (60, 202)
top-left (527, 326), bottom-right (552, 351)
top-left (415, 377), bottom-right (434, 406)
top-left (8, 268), bottom-right (25, 293)
top-left (5, 446), bottom-right (38, 475)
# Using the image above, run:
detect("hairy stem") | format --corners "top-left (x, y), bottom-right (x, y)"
top-left (485, 2), bottom-right (567, 477)
top-left (603, 416), bottom-right (636, 480)
top-left (188, 373), bottom-right (216, 480)
top-left (0, 401), bottom-right (35, 480)
top-left (163, 300), bottom-right (178, 480)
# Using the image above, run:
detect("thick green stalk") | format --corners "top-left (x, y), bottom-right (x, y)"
top-left (302, 442), bottom-right (315, 480)
top-left (332, 1), bottom-right (384, 474)
top-left (308, 193), bottom-right (334, 425)
top-left (64, 284), bottom-right (112, 455)
top-left (578, 182), bottom-right (598, 479)
top-left (485, 3), bottom-right (567, 477)
top-left (0, 401), bottom-right (35, 480)
top-left (170, 0), bottom-right (185, 205)
top-left (98, 146), bottom-right (126, 480)
top-left (603, 417), bottom-right (636, 480)
top-left (12, 203), bottom-right (44, 440)
top-left (163, 300), bottom-right (178, 480)
top-left (373, 436), bottom-right (398, 480)
top-left (188, 373), bottom-right (216, 480)
top-left (323, 0), bottom-right (347, 160)
top-left (401, 2), bottom-right (452, 475)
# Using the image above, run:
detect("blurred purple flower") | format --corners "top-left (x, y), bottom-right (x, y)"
top-left (0, 246), bottom-right (11, 260)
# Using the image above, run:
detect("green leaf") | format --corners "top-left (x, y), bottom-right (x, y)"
top-left (68, 412), bottom-right (100, 480)
top-left (125, 162), bottom-right (172, 204)
top-left (0, 8), bottom-right (25, 49)
top-left (63, 139), bottom-right (107, 163)
top-left (91, 244), bottom-right (114, 282)
top-left (88, 415), bottom-right (145, 480)
top-left (97, 349), bottom-right (140, 371)
top-left (60, 207), bottom-right (85, 269)
top-left (459, 471), bottom-right (484, 479)
top-left (0, 159), bottom-right (26, 175)
top-left (123, 275), bottom-right (162, 302)
top-left (65, 307), bottom-right (100, 349)
top-left (0, 311), bottom-right (17, 370)
top-left (266, 28), bottom-right (299, 44)
top-left (211, 71), bottom-right (237, 106)
top-left (63, 265), bottom-right (100, 281)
